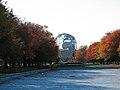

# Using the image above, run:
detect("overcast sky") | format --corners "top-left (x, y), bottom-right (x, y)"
top-left (6, 0), bottom-right (120, 48)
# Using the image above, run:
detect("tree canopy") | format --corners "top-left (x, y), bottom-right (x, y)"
top-left (0, 0), bottom-right (58, 68)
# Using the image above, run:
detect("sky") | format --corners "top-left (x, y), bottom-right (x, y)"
top-left (6, 0), bottom-right (120, 48)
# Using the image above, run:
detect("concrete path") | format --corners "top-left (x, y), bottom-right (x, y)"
top-left (0, 67), bottom-right (120, 90)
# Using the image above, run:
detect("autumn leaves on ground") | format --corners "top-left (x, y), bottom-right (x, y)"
top-left (0, 0), bottom-right (120, 75)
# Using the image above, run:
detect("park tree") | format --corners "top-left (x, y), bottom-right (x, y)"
top-left (85, 42), bottom-right (100, 64)
top-left (16, 22), bottom-right (58, 66)
top-left (32, 25), bottom-right (58, 65)
top-left (92, 42), bottom-right (100, 60)
top-left (117, 44), bottom-right (120, 57)
top-left (99, 32), bottom-right (112, 59)
top-left (0, 0), bottom-right (19, 68)
top-left (34, 38), bottom-right (58, 65)
top-left (74, 45), bottom-right (87, 64)
top-left (16, 23), bottom-right (29, 67)
top-left (99, 30), bottom-right (120, 64)
top-left (16, 22), bottom-right (44, 67)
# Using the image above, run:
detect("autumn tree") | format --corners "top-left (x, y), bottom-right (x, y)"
top-left (85, 42), bottom-right (100, 64)
top-left (16, 22), bottom-right (35, 67)
top-left (74, 45), bottom-right (87, 64)
top-left (32, 25), bottom-right (58, 65)
top-left (34, 38), bottom-right (58, 65)
top-left (16, 22), bottom-right (58, 67)
top-left (0, 0), bottom-right (59, 68)
top-left (99, 30), bottom-right (120, 64)
top-left (117, 44), bottom-right (120, 57)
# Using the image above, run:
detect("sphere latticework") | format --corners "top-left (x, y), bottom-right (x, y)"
top-left (56, 33), bottom-right (77, 63)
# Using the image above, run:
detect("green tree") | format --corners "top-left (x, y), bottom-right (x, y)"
top-left (0, 0), bottom-right (19, 68)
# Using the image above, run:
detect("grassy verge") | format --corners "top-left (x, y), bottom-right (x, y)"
top-left (0, 64), bottom-right (120, 77)
top-left (85, 64), bottom-right (120, 67)
top-left (0, 65), bottom-right (50, 77)
top-left (54, 63), bottom-right (120, 68)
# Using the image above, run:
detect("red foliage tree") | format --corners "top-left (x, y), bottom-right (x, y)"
top-left (85, 42), bottom-right (100, 61)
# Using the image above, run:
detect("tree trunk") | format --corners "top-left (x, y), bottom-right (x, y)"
top-left (23, 55), bottom-right (27, 67)
top-left (4, 60), bottom-right (8, 68)
top-left (3, 56), bottom-right (8, 68)
top-left (11, 61), bottom-right (15, 68)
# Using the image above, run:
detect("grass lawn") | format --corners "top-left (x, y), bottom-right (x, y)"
top-left (86, 64), bottom-right (120, 67)
top-left (0, 66), bottom-right (50, 77)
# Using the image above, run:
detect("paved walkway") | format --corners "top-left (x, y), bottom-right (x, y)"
top-left (0, 67), bottom-right (120, 90)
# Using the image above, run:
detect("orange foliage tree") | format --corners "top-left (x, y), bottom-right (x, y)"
top-left (99, 30), bottom-right (120, 63)
top-left (85, 42), bottom-right (100, 63)
top-left (74, 45), bottom-right (87, 63)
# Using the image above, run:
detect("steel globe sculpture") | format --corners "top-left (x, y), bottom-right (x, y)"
top-left (56, 33), bottom-right (77, 63)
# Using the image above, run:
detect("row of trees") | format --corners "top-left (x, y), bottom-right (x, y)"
top-left (0, 0), bottom-right (58, 68)
top-left (74, 30), bottom-right (120, 64)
